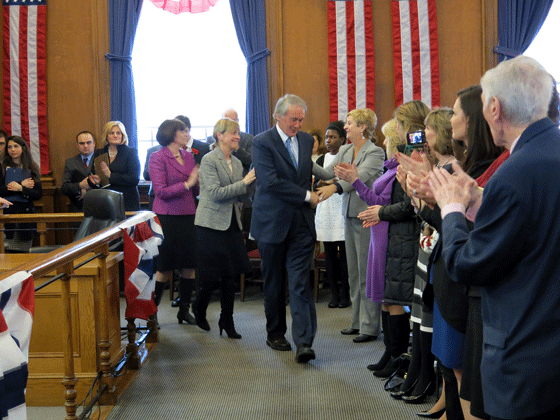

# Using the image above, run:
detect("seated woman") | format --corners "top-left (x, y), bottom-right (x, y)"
top-left (193, 118), bottom-right (255, 339)
top-left (94, 121), bottom-right (141, 211)
top-left (0, 136), bottom-right (43, 252)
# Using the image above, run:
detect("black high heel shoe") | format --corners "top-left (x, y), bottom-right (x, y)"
top-left (390, 378), bottom-right (418, 399)
top-left (218, 320), bottom-right (241, 339)
top-left (416, 408), bottom-right (445, 418)
top-left (402, 380), bottom-right (436, 404)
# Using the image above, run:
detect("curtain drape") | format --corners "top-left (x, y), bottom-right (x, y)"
top-left (229, 0), bottom-right (270, 135)
top-left (494, 0), bottom-right (553, 62)
top-left (106, 0), bottom-right (143, 149)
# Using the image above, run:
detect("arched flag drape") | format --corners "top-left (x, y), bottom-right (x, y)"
top-left (2, 0), bottom-right (49, 175)
top-left (391, 0), bottom-right (440, 108)
top-left (328, 0), bottom-right (375, 122)
top-left (148, 0), bottom-right (218, 14)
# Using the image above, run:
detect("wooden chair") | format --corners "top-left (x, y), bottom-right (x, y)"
top-left (240, 249), bottom-right (263, 301)
top-left (313, 242), bottom-right (326, 302)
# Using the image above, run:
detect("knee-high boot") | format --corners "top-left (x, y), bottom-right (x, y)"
top-left (193, 277), bottom-right (215, 331)
top-left (177, 277), bottom-right (196, 325)
top-left (368, 310), bottom-right (390, 371)
top-left (218, 276), bottom-right (241, 339)
top-left (153, 281), bottom-right (166, 307)
top-left (408, 330), bottom-right (436, 397)
top-left (374, 313), bottom-right (410, 378)
top-left (391, 322), bottom-right (421, 398)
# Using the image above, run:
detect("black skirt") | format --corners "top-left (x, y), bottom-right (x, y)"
top-left (156, 214), bottom-right (197, 271)
top-left (196, 209), bottom-right (251, 279)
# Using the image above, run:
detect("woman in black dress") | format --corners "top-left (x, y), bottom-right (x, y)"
top-left (193, 118), bottom-right (255, 339)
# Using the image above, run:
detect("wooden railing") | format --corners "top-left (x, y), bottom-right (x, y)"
top-left (0, 211), bottom-right (158, 420)
top-left (0, 211), bottom-right (138, 253)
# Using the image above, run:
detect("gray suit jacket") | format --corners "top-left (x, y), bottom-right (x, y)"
top-left (194, 146), bottom-right (247, 231)
top-left (313, 141), bottom-right (384, 218)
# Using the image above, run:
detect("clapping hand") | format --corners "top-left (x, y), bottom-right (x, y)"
top-left (428, 162), bottom-right (480, 208)
top-left (334, 162), bottom-right (359, 184)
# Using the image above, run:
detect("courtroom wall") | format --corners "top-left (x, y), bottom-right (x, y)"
top-left (0, 0), bottom-right (496, 192)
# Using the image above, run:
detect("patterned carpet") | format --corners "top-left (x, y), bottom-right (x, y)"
top-left (103, 287), bottom-right (437, 420)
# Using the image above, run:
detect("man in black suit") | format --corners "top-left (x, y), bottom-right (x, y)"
top-left (61, 131), bottom-right (97, 211)
top-left (251, 94), bottom-right (321, 363)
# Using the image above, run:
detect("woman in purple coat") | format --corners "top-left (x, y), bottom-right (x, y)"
top-left (149, 118), bottom-right (199, 325)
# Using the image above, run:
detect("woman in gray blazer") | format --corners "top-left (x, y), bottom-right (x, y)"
top-left (193, 118), bottom-right (256, 339)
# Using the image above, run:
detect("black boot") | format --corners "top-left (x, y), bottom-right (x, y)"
top-left (405, 330), bottom-right (436, 401)
top-left (368, 311), bottom-right (390, 371)
top-left (391, 322), bottom-right (421, 399)
top-left (193, 278), bottom-right (214, 331)
top-left (373, 313), bottom-right (410, 378)
top-left (177, 277), bottom-right (196, 325)
top-left (153, 280), bottom-right (165, 307)
top-left (218, 276), bottom-right (241, 339)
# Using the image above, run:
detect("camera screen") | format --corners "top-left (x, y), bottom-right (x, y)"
top-left (408, 131), bottom-right (425, 144)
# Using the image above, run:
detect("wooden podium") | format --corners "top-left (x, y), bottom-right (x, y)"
top-left (0, 252), bottom-right (123, 406)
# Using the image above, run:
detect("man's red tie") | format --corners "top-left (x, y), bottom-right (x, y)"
top-left (83, 157), bottom-right (88, 170)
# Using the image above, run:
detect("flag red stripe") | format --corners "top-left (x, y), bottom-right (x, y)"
top-left (427, 0), bottom-right (440, 107)
top-left (364, 1), bottom-right (375, 110)
top-left (346, 2), bottom-right (356, 112)
top-left (37, 5), bottom-right (49, 173)
top-left (328, 1), bottom-right (339, 122)
top-left (391, 1), bottom-right (403, 106)
top-left (19, 6), bottom-right (30, 144)
top-left (409, 1), bottom-right (421, 101)
top-left (2, 6), bottom-right (12, 133)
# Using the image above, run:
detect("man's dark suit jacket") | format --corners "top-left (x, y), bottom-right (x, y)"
top-left (250, 127), bottom-right (314, 244)
top-left (441, 118), bottom-right (560, 419)
top-left (61, 153), bottom-right (93, 211)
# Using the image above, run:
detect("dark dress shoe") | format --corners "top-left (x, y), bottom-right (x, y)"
top-left (338, 298), bottom-right (350, 308)
top-left (367, 351), bottom-right (390, 371)
top-left (295, 345), bottom-right (316, 363)
top-left (340, 327), bottom-right (359, 335)
top-left (416, 408), bottom-right (445, 418)
top-left (353, 334), bottom-right (376, 343)
top-left (328, 298), bottom-right (339, 308)
top-left (266, 337), bottom-right (292, 351)
top-left (171, 297), bottom-right (181, 307)
top-left (402, 380), bottom-right (436, 404)
top-left (390, 378), bottom-right (418, 399)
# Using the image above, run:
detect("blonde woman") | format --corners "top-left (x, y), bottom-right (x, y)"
top-left (315, 108), bottom-right (385, 343)
top-left (93, 121), bottom-right (141, 210)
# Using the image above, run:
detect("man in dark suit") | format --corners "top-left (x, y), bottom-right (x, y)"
top-left (251, 94), bottom-right (320, 363)
top-left (429, 56), bottom-right (560, 420)
top-left (61, 131), bottom-right (97, 211)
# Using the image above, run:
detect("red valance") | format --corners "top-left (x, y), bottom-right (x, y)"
top-left (148, 0), bottom-right (219, 14)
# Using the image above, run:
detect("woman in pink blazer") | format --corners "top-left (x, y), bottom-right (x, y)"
top-left (149, 118), bottom-right (199, 325)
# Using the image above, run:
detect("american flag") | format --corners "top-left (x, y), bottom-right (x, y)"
top-left (2, 0), bottom-right (49, 175)
top-left (122, 212), bottom-right (163, 320)
top-left (391, 0), bottom-right (440, 108)
top-left (328, 0), bottom-right (375, 121)
top-left (0, 271), bottom-right (35, 420)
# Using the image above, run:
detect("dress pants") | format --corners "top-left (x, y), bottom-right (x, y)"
top-left (259, 208), bottom-right (317, 347)
top-left (345, 217), bottom-right (381, 336)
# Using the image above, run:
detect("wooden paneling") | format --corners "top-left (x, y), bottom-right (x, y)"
top-left (266, 0), bottom-right (497, 138)
top-left (2, 0), bottom-right (497, 206)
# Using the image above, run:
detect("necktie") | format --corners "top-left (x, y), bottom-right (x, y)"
top-left (83, 157), bottom-right (88, 170)
top-left (285, 137), bottom-right (298, 168)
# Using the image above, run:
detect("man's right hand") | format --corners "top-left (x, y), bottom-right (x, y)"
top-left (309, 191), bottom-right (320, 208)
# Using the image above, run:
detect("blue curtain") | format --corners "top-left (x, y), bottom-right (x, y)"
top-left (105, 0), bottom-right (143, 149)
top-left (229, 0), bottom-right (270, 135)
top-left (494, 0), bottom-right (553, 62)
